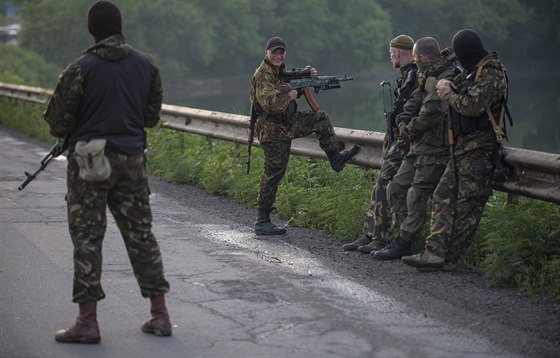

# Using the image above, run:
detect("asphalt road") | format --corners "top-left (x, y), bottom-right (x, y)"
top-left (1, 126), bottom-right (558, 358)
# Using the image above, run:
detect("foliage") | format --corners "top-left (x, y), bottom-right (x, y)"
top-left (0, 97), bottom-right (51, 141)
top-left (377, 0), bottom-right (534, 50)
top-left (16, 0), bottom-right (555, 79)
top-left (476, 194), bottom-right (560, 299)
top-left (0, 44), bottom-right (60, 87)
top-left (18, 0), bottom-right (391, 80)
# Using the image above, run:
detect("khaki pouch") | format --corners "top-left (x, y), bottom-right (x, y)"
top-left (74, 139), bottom-right (112, 182)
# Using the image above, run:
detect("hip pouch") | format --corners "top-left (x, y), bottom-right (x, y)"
top-left (74, 139), bottom-right (112, 182)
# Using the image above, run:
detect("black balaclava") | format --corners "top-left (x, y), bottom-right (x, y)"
top-left (87, 1), bottom-right (122, 43)
top-left (452, 29), bottom-right (488, 73)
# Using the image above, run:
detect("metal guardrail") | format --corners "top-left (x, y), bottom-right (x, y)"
top-left (1, 81), bottom-right (559, 204)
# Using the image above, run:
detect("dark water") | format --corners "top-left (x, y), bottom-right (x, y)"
top-left (164, 68), bottom-right (560, 154)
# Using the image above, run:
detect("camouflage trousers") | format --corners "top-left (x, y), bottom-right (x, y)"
top-left (387, 152), bottom-right (448, 243)
top-left (426, 136), bottom-right (495, 262)
top-left (66, 149), bottom-right (170, 303)
top-left (362, 139), bottom-right (408, 241)
top-left (257, 110), bottom-right (339, 210)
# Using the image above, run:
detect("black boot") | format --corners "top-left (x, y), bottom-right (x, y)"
top-left (327, 145), bottom-right (360, 172)
top-left (254, 208), bottom-right (287, 235)
top-left (371, 238), bottom-right (412, 260)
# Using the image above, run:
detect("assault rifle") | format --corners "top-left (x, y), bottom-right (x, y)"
top-left (287, 75), bottom-right (354, 111)
top-left (280, 66), bottom-right (353, 111)
top-left (18, 138), bottom-right (67, 191)
top-left (380, 80), bottom-right (394, 145)
top-left (246, 104), bottom-right (259, 174)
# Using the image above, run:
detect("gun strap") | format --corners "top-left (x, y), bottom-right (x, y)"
top-left (476, 58), bottom-right (509, 143)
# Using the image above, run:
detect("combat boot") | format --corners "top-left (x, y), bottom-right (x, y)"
top-left (357, 239), bottom-right (388, 254)
top-left (55, 301), bottom-right (101, 344)
top-left (327, 145), bottom-right (361, 172)
top-left (254, 208), bottom-right (286, 235)
top-left (401, 249), bottom-right (445, 270)
top-left (371, 238), bottom-right (411, 260)
top-left (342, 236), bottom-right (371, 251)
top-left (141, 294), bottom-right (172, 336)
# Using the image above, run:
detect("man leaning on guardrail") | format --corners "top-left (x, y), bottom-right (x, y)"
top-left (402, 29), bottom-right (510, 272)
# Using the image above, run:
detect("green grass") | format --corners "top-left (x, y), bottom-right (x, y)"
top-left (1, 96), bottom-right (559, 304)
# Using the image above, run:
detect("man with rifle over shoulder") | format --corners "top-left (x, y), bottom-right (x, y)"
top-left (249, 36), bottom-right (360, 236)
top-left (343, 35), bottom-right (417, 253)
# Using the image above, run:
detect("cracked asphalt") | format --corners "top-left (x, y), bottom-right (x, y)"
top-left (1, 125), bottom-right (558, 358)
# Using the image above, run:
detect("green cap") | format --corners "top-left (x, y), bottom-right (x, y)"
top-left (390, 34), bottom-right (414, 50)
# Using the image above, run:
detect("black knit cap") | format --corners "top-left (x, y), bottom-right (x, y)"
top-left (452, 29), bottom-right (488, 73)
top-left (87, 0), bottom-right (122, 43)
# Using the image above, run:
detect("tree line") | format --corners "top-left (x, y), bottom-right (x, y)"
top-left (12, 0), bottom-right (558, 86)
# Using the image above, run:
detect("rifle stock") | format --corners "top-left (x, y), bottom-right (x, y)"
top-left (380, 81), bottom-right (393, 145)
top-left (246, 105), bottom-right (259, 174)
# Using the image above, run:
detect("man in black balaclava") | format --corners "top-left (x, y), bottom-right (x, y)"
top-left (45, 0), bottom-right (172, 344)
top-left (452, 29), bottom-right (488, 73)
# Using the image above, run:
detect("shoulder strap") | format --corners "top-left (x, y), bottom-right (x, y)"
top-left (476, 58), bottom-right (510, 143)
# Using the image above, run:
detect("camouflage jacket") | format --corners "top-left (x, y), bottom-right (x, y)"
top-left (447, 52), bottom-right (508, 150)
top-left (250, 58), bottom-right (297, 143)
top-left (396, 56), bottom-right (457, 156)
top-left (43, 34), bottom-right (163, 155)
top-left (389, 61), bottom-right (418, 140)
top-left (393, 61), bottom-right (419, 116)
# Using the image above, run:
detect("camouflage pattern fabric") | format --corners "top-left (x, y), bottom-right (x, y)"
top-left (251, 58), bottom-right (341, 210)
top-left (257, 110), bottom-right (339, 209)
top-left (67, 150), bottom-right (170, 303)
top-left (362, 138), bottom-right (408, 240)
top-left (361, 62), bottom-right (417, 240)
top-left (387, 57), bottom-right (457, 243)
top-left (426, 53), bottom-right (507, 261)
top-left (43, 34), bottom-right (168, 303)
top-left (44, 34), bottom-right (162, 140)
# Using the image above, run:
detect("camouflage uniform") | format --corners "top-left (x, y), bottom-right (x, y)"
top-left (44, 34), bottom-right (169, 303)
top-left (362, 62), bottom-right (417, 241)
top-left (426, 52), bottom-right (508, 262)
top-left (251, 58), bottom-right (340, 210)
top-left (387, 55), bottom-right (457, 245)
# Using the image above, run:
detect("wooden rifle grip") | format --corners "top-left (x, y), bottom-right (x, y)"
top-left (303, 87), bottom-right (320, 112)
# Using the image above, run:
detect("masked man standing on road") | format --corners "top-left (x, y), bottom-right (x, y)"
top-left (43, 1), bottom-right (172, 343)
top-left (372, 37), bottom-right (459, 260)
top-left (402, 29), bottom-right (509, 271)
top-left (343, 34), bottom-right (418, 253)
top-left (250, 36), bottom-right (360, 236)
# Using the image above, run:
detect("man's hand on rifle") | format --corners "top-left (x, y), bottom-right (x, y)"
top-left (308, 66), bottom-right (318, 77)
